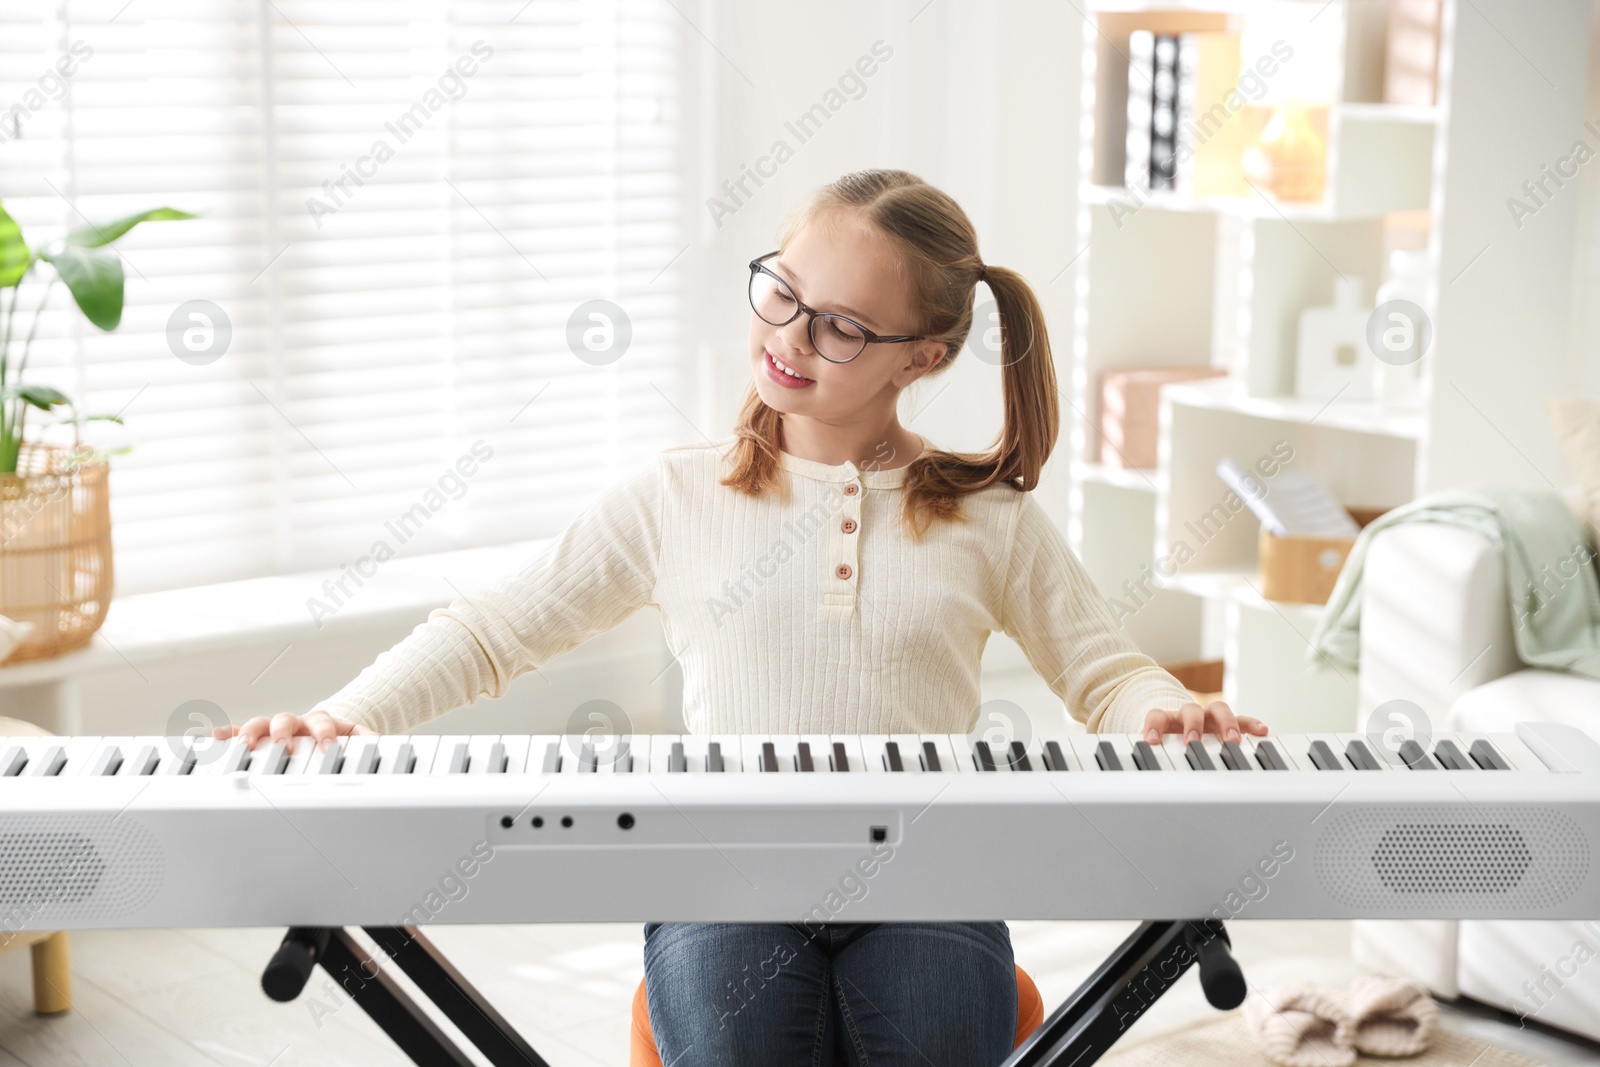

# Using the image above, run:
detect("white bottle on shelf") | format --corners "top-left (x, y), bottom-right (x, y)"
top-left (1372, 249), bottom-right (1430, 410)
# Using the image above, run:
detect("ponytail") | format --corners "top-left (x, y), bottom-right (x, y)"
top-left (723, 169), bottom-right (1060, 539)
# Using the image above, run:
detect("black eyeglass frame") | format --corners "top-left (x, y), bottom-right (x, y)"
top-left (747, 250), bottom-right (928, 364)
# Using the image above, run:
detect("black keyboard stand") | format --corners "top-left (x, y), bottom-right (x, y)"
top-left (1003, 918), bottom-right (1246, 1066)
top-left (261, 918), bottom-right (1241, 1067)
top-left (261, 925), bottom-right (550, 1067)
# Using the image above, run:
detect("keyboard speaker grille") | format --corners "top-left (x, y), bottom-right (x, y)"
top-left (0, 815), bottom-right (163, 926)
top-left (1316, 806), bottom-right (1588, 912)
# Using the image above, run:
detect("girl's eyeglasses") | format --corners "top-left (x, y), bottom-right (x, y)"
top-left (747, 250), bottom-right (927, 364)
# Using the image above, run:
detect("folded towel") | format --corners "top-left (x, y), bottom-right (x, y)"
top-left (1347, 974), bottom-right (1437, 1057)
top-left (1242, 984), bottom-right (1355, 1067)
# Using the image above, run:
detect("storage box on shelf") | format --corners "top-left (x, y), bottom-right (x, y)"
top-left (1066, 0), bottom-right (1590, 730)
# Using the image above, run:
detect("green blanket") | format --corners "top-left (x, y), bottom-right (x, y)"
top-left (1309, 488), bottom-right (1600, 678)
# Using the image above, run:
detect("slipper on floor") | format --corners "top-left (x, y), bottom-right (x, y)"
top-left (1242, 984), bottom-right (1355, 1067)
top-left (1346, 974), bottom-right (1438, 1057)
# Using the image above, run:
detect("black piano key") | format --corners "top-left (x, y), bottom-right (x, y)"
top-left (920, 741), bottom-right (942, 773)
top-left (1044, 740), bottom-right (1070, 772)
top-left (830, 742), bottom-right (848, 773)
top-left (386, 742), bottom-right (415, 775)
top-left (129, 744), bottom-right (160, 776)
top-left (28, 745), bottom-right (65, 777)
top-left (707, 742), bottom-right (725, 773)
top-left (485, 741), bottom-right (507, 774)
top-left (668, 742), bottom-right (686, 773)
top-left (541, 742), bottom-right (562, 774)
top-left (90, 746), bottom-right (123, 777)
top-left (1220, 741), bottom-right (1251, 771)
top-left (973, 740), bottom-right (997, 772)
top-left (256, 742), bottom-right (289, 775)
top-left (223, 741), bottom-right (252, 774)
top-left (796, 742), bottom-right (814, 773)
top-left (884, 742), bottom-right (904, 772)
top-left (1307, 740), bottom-right (1343, 771)
top-left (1008, 741), bottom-right (1032, 772)
top-left (615, 741), bottom-right (633, 773)
top-left (1253, 740), bottom-right (1288, 771)
top-left (1185, 740), bottom-right (1216, 771)
top-left (761, 741), bottom-right (779, 773)
top-left (1432, 739), bottom-right (1474, 771)
top-left (310, 741), bottom-right (343, 775)
top-left (1345, 739), bottom-right (1382, 771)
top-left (0, 745), bottom-right (25, 777)
top-left (1469, 739), bottom-right (1509, 770)
top-left (1095, 741), bottom-right (1122, 771)
top-left (1398, 739), bottom-right (1436, 770)
top-left (350, 742), bottom-right (379, 775)
top-left (579, 742), bottom-right (598, 773)
top-left (447, 742), bottom-right (470, 774)
top-left (1132, 740), bottom-right (1162, 771)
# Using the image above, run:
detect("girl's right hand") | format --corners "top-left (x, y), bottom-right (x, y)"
top-left (212, 710), bottom-right (377, 751)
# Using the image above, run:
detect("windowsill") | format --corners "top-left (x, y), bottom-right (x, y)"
top-left (0, 538), bottom-right (554, 689)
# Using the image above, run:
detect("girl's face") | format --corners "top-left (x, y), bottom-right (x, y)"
top-left (748, 213), bottom-right (939, 419)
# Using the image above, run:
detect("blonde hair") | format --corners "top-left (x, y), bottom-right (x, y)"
top-left (722, 168), bottom-right (1060, 539)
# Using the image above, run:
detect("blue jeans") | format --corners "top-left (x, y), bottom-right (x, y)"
top-left (642, 921), bottom-right (1017, 1066)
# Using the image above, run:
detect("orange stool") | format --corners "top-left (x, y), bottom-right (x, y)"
top-left (629, 965), bottom-right (1043, 1066)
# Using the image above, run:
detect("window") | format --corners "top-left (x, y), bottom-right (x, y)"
top-left (0, 0), bottom-right (688, 593)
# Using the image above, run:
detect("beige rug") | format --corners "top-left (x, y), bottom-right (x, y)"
top-left (1103, 1012), bottom-right (1545, 1067)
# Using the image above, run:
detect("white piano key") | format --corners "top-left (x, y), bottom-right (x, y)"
top-left (887, 734), bottom-right (925, 773)
top-left (798, 734), bottom-right (835, 773)
top-left (647, 734), bottom-right (678, 774)
top-left (51, 736), bottom-right (101, 777)
top-left (828, 736), bottom-right (864, 774)
top-left (709, 735), bottom-right (743, 773)
top-left (520, 735), bottom-right (560, 775)
top-left (189, 737), bottom-right (249, 777)
top-left (859, 734), bottom-right (893, 773)
top-left (430, 736), bottom-right (472, 775)
top-left (740, 736), bottom-right (769, 772)
top-left (498, 735), bottom-right (531, 774)
top-left (558, 735), bottom-right (586, 775)
top-left (762, 734), bottom-right (800, 773)
top-left (277, 736), bottom-right (314, 776)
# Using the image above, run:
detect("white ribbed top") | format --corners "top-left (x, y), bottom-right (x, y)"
top-left (315, 437), bottom-right (1194, 736)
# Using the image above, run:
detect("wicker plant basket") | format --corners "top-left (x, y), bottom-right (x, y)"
top-left (0, 443), bottom-right (113, 663)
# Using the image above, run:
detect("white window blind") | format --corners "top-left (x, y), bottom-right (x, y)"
top-left (0, 0), bottom-right (688, 595)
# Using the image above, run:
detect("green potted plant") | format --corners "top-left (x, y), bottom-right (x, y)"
top-left (0, 198), bottom-right (193, 662)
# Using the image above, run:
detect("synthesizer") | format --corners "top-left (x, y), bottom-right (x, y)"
top-left (1, 723), bottom-right (1596, 929)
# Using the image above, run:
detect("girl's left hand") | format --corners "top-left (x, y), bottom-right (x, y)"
top-left (1141, 700), bottom-right (1268, 745)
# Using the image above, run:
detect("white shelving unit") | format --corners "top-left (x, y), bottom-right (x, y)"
top-left (1065, 0), bottom-right (1591, 732)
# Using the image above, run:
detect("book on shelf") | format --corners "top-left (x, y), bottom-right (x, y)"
top-left (1124, 30), bottom-right (1248, 199)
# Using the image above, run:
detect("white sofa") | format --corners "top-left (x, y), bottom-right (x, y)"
top-left (1352, 511), bottom-right (1600, 1042)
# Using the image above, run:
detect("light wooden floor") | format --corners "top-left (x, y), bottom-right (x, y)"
top-left (1, 921), bottom-right (1597, 1066)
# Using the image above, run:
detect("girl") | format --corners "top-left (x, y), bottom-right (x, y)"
top-left (220, 168), bottom-right (1267, 1065)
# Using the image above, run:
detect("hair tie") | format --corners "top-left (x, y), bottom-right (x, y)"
top-left (977, 263), bottom-right (990, 284)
